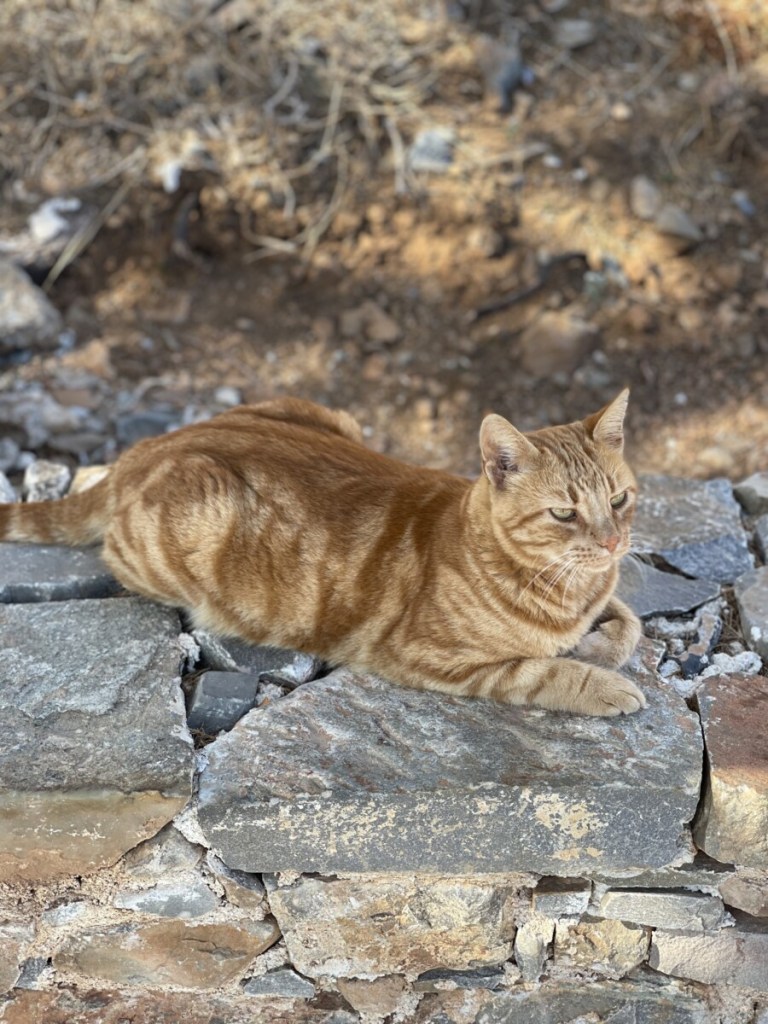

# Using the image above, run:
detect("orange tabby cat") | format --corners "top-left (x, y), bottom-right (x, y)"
top-left (0, 392), bottom-right (643, 716)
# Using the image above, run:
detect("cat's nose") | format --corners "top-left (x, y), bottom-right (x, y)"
top-left (601, 534), bottom-right (620, 553)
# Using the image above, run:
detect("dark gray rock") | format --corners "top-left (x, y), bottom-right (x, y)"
top-left (186, 670), bottom-right (260, 734)
top-left (243, 968), bottom-right (315, 998)
top-left (198, 656), bottom-right (702, 876)
top-left (414, 966), bottom-right (505, 993)
top-left (617, 557), bottom-right (720, 618)
top-left (0, 598), bottom-right (194, 881)
top-left (676, 607), bottom-right (722, 678)
top-left (113, 876), bottom-right (219, 918)
top-left (0, 439), bottom-right (19, 474)
top-left (116, 411), bottom-right (176, 446)
top-left (734, 472), bottom-right (768, 515)
top-left (632, 475), bottom-right (753, 582)
top-left (734, 567), bottom-right (768, 658)
top-left (0, 257), bottom-right (62, 354)
top-left (0, 543), bottom-right (118, 603)
top-left (192, 629), bottom-right (321, 685)
top-left (756, 514), bottom-right (768, 561)
top-left (475, 980), bottom-right (713, 1024)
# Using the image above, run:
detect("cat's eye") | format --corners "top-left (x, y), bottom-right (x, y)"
top-left (610, 491), bottom-right (628, 508)
top-left (550, 507), bottom-right (577, 522)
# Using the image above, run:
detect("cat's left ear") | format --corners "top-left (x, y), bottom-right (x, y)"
top-left (479, 414), bottom-right (538, 489)
top-left (584, 388), bottom-right (629, 452)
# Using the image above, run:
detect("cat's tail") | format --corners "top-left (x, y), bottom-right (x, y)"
top-left (0, 476), bottom-right (111, 546)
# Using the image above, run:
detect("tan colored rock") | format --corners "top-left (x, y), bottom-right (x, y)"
top-left (266, 873), bottom-right (523, 979)
top-left (720, 871), bottom-right (768, 917)
top-left (0, 988), bottom-right (334, 1023)
top-left (694, 673), bottom-right (768, 868)
top-left (337, 976), bottom-right (408, 1016)
top-left (555, 918), bottom-right (649, 979)
top-left (518, 309), bottom-right (599, 377)
top-left (55, 917), bottom-right (280, 990)
top-left (514, 914), bottom-right (554, 982)
top-left (650, 916), bottom-right (768, 990)
top-left (0, 921), bottom-right (34, 993)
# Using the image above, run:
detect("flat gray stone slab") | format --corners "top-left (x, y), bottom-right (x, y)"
top-left (734, 471), bottom-right (768, 515)
top-left (755, 514), bottom-right (768, 560)
top-left (198, 651), bottom-right (702, 876)
top-left (633, 475), bottom-right (753, 583)
top-left (0, 542), bottom-right (118, 603)
top-left (0, 598), bottom-right (194, 881)
top-left (617, 556), bottom-right (720, 618)
top-left (734, 566), bottom-right (768, 658)
top-left (186, 671), bottom-right (260, 734)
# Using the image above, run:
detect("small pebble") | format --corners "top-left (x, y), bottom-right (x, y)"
top-left (213, 386), bottom-right (242, 407)
top-left (0, 471), bottom-right (17, 503)
top-left (23, 460), bottom-right (71, 502)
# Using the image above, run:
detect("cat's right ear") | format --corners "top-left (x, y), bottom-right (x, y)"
top-left (479, 415), bottom-right (538, 489)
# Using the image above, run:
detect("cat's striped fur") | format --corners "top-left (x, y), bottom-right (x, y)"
top-left (0, 393), bottom-right (644, 716)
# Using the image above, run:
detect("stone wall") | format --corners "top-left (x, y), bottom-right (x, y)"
top-left (1, 471), bottom-right (768, 1024)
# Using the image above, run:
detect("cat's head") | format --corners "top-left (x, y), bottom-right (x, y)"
top-left (478, 390), bottom-right (636, 575)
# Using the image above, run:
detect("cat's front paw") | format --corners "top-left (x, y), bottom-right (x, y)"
top-left (577, 667), bottom-right (646, 717)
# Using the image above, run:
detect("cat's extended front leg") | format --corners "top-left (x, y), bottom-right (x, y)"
top-left (572, 596), bottom-right (642, 669)
top-left (463, 656), bottom-right (645, 717)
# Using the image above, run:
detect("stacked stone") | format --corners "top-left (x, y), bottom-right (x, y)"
top-left (1, 471), bottom-right (767, 1023)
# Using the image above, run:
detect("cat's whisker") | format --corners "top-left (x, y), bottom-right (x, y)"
top-left (517, 553), bottom-right (574, 601)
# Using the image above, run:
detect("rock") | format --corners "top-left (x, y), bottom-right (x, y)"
top-left (629, 177), bottom-right (662, 220)
top-left (123, 823), bottom-right (203, 876)
top-left (206, 852), bottom-right (268, 913)
top-left (0, 988), bottom-right (322, 1024)
top-left (531, 878), bottom-right (591, 918)
top-left (55, 917), bottom-right (280, 990)
top-left (337, 976), bottom-right (408, 1015)
top-left (0, 197), bottom-right (94, 278)
top-left (594, 853), bottom-right (734, 893)
top-left (735, 471), bottom-right (768, 514)
top-left (0, 598), bottom-right (194, 881)
top-left (632, 475), bottom-right (753, 582)
top-left (554, 18), bottom-right (597, 49)
top-left (197, 668), bottom-right (702, 876)
top-left (514, 915), bottom-right (554, 983)
top-left (116, 411), bottom-right (176, 446)
top-left (654, 204), bottom-right (703, 244)
top-left (617, 556), bottom-right (720, 618)
top-left (720, 872), bottom-right (768, 917)
top-left (0, 471), bottom-right (17, 503)
top-left (243, 967), bottom-right (315, 998)
top-left (698, 649), bottom-right (762, 678)
top-left (113, 873), bottom-right (219, 918)
top-left (555, 918), bottom-right (649, 979)
top-left (467, 981), bottom-right (719, 1023)
top-left (676, 607), bottom-right (722, 678)
top-left (192, 630), bottom-right (322, 684)
top-left (596, 889), bottom-right (725, 931)
top-left (694, 673), bottom-right (768, 868)
top-left (265, 873), bottom-right (521, 979)
top-left (22, 460), bottom-right (70, 502)
top-left (408, 128), bottom-right (456, 173)
top-left (518, 309), bottom-right (599, 377)
top-left (0, 922), bottom-right (34, 993)
top-left (650, 914), bottom-right (768, 991)
top-left (756, 514), bottom-right (768, 560)
top-left (0, 390), bottom-right (95, 449)
top-left (414, 966), bottom-right (505, 992)
top-left (734, 567), bottom-right (768, 658)
top-left (0, 543), bottom-right (118, 603)
top-left (473, 33), bottom-right (525, 112)
top-left (0, 258), bottom-right (63, 354)
top-left (213, 385), bottom-right (242, 407)
top-left (186, 670), bottom-right (261, 734)
top-left (0, 438), bottom-right (20, 474)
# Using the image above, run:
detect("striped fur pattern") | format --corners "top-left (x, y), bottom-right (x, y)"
top-left (0, 393), bottom-right (644, 716)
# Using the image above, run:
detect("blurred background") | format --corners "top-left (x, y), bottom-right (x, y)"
top-left (0, 0), bottom-right (766, 483)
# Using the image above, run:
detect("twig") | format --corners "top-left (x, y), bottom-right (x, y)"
top-left (43, 170), bottom-right (139, 289)
top-left (467, 252), bottom-right (588, 323)
top-left (383, 115), bottom-right (409, 195)
top-left (704, 0), bottom-right (739, 79)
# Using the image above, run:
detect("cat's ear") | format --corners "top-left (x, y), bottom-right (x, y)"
top-left (584, 389), bottom-right (629, 452)
top-left (479, 414), bottom-right (538, 489)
